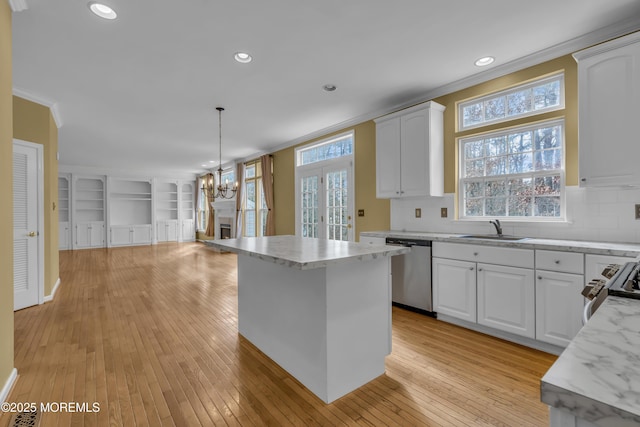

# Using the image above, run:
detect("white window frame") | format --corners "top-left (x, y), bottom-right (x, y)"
top-left (458, 73), bottom-right (565, 132)
top-left (294, 131), bottom-right (355, 240)
top-left (458, 119), bottom-right (566, 221)
top-left (296, 131), bottom-right (354, 167)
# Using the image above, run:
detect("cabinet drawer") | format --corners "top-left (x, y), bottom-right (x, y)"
top-left (433, 242), bottom-right (533, 269)
top-left (536, 250), bottom-right (584, 274)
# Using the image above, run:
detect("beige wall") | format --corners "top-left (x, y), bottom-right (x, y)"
top-left (434, 54), bottom-right (578, 195)
top-left (273, 121), bottom-right (390, 239)
top-left (13, 97), bottom-right (60, 296)
top-left (0, 0), bottom-right (14, 393)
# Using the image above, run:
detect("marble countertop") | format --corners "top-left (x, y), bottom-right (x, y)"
top-left (541, 296), bottom-right (640, 425)
top-left (360, 230), bottom-right (640, 257)
top-left (204, 236), bottom-right (410, 270)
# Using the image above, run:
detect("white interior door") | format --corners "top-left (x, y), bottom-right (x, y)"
top-left (297, 160), bottom-right (354, 241)
top-left (13, 140), bottom-right (42, 311)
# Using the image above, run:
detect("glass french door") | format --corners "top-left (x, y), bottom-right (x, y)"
top-left (298, 161), bottom-right (354, 241)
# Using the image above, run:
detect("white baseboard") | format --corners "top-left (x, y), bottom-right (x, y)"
top-left (44, 277), bottom-right (61, 303)
top-left (0, 368), bottom-right (18, 403)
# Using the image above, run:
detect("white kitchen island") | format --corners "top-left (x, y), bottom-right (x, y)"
top-left (205, 236), bottom-right (409, 403)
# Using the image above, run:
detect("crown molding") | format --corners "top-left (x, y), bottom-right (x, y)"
top-left (267, 18), bottom-right (640, 156)
top-left (8, 0), bottom-right (27, 12)
top-left (12, 87), bottom-right (63, 128)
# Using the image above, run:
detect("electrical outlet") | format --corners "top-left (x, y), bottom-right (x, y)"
top-left (635, 204), bottom-right (640, 219)
top-left (358, 209), bottom-right (365, 217)
top-left (441, 207), bottom-right (448, 218)
top-left (415, 208), bottom-right (422, 218)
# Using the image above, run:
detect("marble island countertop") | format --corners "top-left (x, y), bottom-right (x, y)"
top-left (204, 235), bottom-right (409, 270)
top-left (541, 296), bottom-right (640, 425)
top-left (360, 230), bottom-right (640, 257)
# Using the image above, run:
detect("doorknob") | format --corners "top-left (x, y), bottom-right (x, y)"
top-left (347, 224), bottom-right (352, 229)
top-left (27, 231), bottom-right (37, 237)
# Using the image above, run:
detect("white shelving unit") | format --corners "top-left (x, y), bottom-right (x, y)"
top-left (156, 180), bottom-right (179, 242)
top-left (72, 175), bottom-right (106, 249)
top-left (180, 181), bottom-right (195, 242)
top-left (108, 178), bottom-right (153, 247)
top-left (58, 174), bottom-right (71, 250)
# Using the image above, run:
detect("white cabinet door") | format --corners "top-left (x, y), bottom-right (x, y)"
top-left (90, 222), bottom-right (104, 247)
top-left (59, 222), bottom-right (70, 250)
top-left (375, 118), bottom-right (401, 198)
top-left (132, 225), bottom-right (152, 244)
top-left (400, 109), bottom-right (429, 198)
top-left (181, 219), bottom-right (195, 242)
top-left (110, 225), bottom-right (132, 246)
top-left (536, 271), bottom-right (584, 347)
top-left (374, 101), bottom-right (444, 199)
top-left (166, 220), bottom-right (178, 241)
top-left (433, 257), bottom-right (476, 322)
top-left (477, 263), bottom-right (535, 338)
top-left (157, 220), bottom-right (168, 242)
top-left (359, 235), bottom-right (386, 245)
top-left (574, 32), bottom-right (640, 187)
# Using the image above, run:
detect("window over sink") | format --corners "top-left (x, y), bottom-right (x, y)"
top-left (457, 72), bottom-right (566, 221)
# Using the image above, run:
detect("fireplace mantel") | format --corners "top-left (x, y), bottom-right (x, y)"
top-left (212, 199), bottom-right (237, 240)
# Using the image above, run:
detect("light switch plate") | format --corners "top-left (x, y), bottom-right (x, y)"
top-left (635, 204), bottom-right (640, 219)
top-left (415, 208), bottom-right (422, 218)
top-left (441, 207), bottom-right (448, 218)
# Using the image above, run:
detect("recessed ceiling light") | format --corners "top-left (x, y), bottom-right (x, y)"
top-left (234, 52), bottom-right (252, 63)
top-left (322, 84), bottom-right (337, 92)
top-left (474, 56), bottom-right (495, 67)
top-left (88, 2), bottom-right (117, 20)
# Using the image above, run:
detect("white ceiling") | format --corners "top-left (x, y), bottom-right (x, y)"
top-left (11, 0), bottom-right (640, 177)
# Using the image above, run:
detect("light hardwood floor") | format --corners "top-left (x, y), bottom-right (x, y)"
top-left (2, 243), bottom-right (557, 426)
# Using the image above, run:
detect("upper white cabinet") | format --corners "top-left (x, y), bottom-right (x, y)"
top-left (573, 31), bottom-right (640, 187)
top-left (374, 101), bottom-right (445, 198)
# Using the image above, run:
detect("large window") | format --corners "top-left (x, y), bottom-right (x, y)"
top-left (243, 161), bottom-right (267, 237)
top-left (197, 181), bottom-right (209, 231)
top-left (459, 119), bottom-right (564, 219)
top-left (297, 133), bottom-right (353, 167)
top-left (459, 73), bottom-right (564, 131)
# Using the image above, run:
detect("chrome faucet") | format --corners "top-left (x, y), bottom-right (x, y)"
top-left (489, 219), bottom-right (503, 237)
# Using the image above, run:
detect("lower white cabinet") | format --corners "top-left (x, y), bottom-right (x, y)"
top-left (359, 235), bottom-right (386, 245)
top-left (74, 221), bottom-right (105, 249)
top-left (157, 220), bottom-right (178, 242)
top-left (432, 257), bottom-right (477, 322)
top-left (477, 263), bottom-right (535, 338)
top-left (59, 222), bottom-right (71, 250)
top-left (535, 270), bottom-right (584, 347)
top-left (110, 225), bottom-right (152, 247)
top-left (181, 219), bottom-right (195, 242)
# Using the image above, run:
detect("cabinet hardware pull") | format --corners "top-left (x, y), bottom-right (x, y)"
top-left (473, 252), bottom-right (478, 256)
top-left (478, 268), bottom-right (482, 271)
top-left (555, 260), bottom-right (560, 264)
top-left (469, 267), bottom-right (474, 270)
top-left (538, 276), bottom-right (543, 280)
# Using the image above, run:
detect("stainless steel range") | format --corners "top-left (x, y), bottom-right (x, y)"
top-left (583, 260), bottom-right (640, 322)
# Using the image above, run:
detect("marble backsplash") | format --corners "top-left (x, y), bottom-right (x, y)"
top-left (390, 186), bottom-right (640, 244)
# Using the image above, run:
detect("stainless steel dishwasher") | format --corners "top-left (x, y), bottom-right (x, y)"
top-left (385, 237), bottom-right (434, 315)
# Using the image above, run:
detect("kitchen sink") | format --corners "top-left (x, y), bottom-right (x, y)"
top-left (458, 234), bottom-right (528, 241)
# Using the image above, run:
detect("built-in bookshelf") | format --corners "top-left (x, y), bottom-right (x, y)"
top-left (109, 178), bottom-right (152, 226)
top-left (157, 181), bottom-right (179, 220)
top-left (58, 175), bottom-right (71, 249)
top-left (75, 177), bottom-right (105, 222)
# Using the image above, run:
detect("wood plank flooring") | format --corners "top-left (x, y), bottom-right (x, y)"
top-left (2, 243), bottom-right (557, 426)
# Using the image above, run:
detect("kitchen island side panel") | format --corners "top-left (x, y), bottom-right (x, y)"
top-left (236, 253), bottom-right (392, 403)
top-left (237, 254), bottom-right (329, 401)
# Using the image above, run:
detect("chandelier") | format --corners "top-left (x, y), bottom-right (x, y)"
top-left (202, 107), bottom-right (237, 200)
